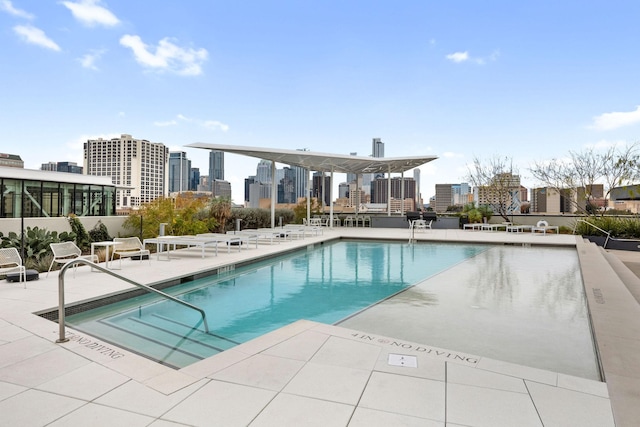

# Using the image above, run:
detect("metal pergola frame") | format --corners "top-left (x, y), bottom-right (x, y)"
top-left (187, 143), bottom-right (438, 227)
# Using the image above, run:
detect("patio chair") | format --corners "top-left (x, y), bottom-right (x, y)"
top-left (0, 247), bottom-right (26, 286)
top-left (47, 241), bottom-right (99, 278)
top-left (111, 237), bottom-right (151, 269)
top-left (412, 219), bottom-right (432, 232)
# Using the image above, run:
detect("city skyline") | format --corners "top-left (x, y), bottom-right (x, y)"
top-left (3, 1), bottom-right (640, 204)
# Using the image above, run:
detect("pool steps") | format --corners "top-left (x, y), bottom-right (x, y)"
top-left (73, 313), bottom-right (237, 368)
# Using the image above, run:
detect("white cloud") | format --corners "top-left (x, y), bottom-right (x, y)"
top-left (173, 114), bottom-right (229, 131)
top-left (589, 106), bottom-right (640, 131)
top-left (203, 120), bottom-right (230, 132)
top-left (61, 0), bottom-right (119, 27)
top-left (13, 25), bottom-right (61, 51)
top-left (78, 49), bottom-right (105, 70)
top-left (442, 151), bottom-right (464, 158)
top-left (446, 51), bottom-right (468, 63)
top-left (1, 0), bottom-right (34, 19)
top-left (119, 35), bottom-right (208, 76)
top-left (446, 50), bottom-right (500, 65)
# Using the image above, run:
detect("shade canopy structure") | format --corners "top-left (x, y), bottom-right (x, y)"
top-left (186, 143), bottom-right (437, 175)
top-left (186, 142), bottom-right (438, 228)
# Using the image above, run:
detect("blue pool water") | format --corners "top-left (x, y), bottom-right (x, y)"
top-left (66, 240), bottom-right (489, 367)
top-left (66, 240), bottom-right (599, 379)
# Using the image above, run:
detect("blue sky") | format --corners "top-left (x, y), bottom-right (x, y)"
top-left (2, 0), bottom-right (640, 204)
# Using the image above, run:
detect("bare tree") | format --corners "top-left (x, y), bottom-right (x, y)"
top-left (529, 143), bottom-right (640, 215)
top-left (467, 156), bottom-right (520, 222)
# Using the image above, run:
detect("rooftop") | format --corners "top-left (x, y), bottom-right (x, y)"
top-left (0, 227), bottom-right (638, 426)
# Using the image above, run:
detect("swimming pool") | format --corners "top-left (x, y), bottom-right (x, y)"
top-left (65, 240), bottom-right (599, 379)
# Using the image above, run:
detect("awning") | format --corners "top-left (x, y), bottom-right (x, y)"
top-left (186, 143), bottom-right (437, 173)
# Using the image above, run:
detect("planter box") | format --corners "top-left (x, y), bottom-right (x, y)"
top-left (584, 235), bottom-right (640, 251)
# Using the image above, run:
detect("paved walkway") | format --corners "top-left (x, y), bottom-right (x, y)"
top-left (0, 227), bottom-right (634, 426)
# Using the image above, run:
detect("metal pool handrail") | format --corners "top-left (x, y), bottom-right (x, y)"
top-left (572, 219), bottom-right (611, 248)
top-left (55, 258), bottom-right (209, 343)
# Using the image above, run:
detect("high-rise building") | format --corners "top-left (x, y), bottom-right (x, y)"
top-left (413, 168), bottom-right (421, 208)
top-left (371, 138), bottom-right (385, 181)
top-left (348, 182), bottom-right (363, 208)
top-left (248, 182), bottom-right (271, 208)
top-left (291, 164), bottom-right (307, 200)
top-left (84, 134), bottom-right (168, 209)
top-left (372, 138), bottom-right (384, 158)
top-left (338, 182), bottom-right (349, 199)
top-left (452, 183), bottom-right (471, 207)
top-left (278, 167), bottom-right (297, 204)
top-left (190, 168), bottom-right (200, 191)
top-left (256, 160), bottom-right (272, 184)
top-left (244, 176), bottom-right (256, 203)
top-left (168, 151), bottom-right (191, 193)
top-left (434, 184), bottom-right (455, 213)
top-left (209, 150), bottom-right (224, 181)
top-left (371, 177), bottom-right (416, 210)
top-left (346, 152), bottom-right (358, 184)
top-left (312, 172), bottom-right (331, 206)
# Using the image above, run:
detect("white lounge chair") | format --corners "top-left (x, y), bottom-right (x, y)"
top-left (0, 248), bottom-right (26, 287)
top-left (111, 237), bottom-right (151, 268)
top-left (47, 241), bottom-right (99, 277)
top-left (196, 233), bottom-right (255, 253)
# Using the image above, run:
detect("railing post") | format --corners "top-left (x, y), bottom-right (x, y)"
top-left (56, 263), bottom-right (69, 343)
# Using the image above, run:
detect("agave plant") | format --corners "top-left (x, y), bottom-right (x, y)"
top-left (0, 227), bottom-right (76, 271)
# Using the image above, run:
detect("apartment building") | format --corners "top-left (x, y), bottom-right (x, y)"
top-left (371, 177), bottom-right (417, 211)
top-left (84, 134), bottom-right (168, 210)
top-left (474, 173), bottom-right (522, 215)
top-left (532, 185), bottom-right (605, 213)
top-left (0, 153), bottom-right (24, 168)
top-left (434, 184), bottom-right (454, 213)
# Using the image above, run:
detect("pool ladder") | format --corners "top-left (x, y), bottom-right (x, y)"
top-left (54, 258), bottom-right (209, 344)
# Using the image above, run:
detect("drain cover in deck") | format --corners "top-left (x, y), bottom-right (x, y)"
top-left (388, 353), bottom-right (417, 368)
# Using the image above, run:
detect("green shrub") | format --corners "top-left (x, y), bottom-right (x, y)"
top-left (574, 216), bottom-right (640, 238)
top-left (467, 209), bottom-right (483, 223)
top-left (67, 214), bottom-right (90, 250)
top-left (123, 196), bottom-right (210, 239)
top-left (88, 220), bottom-right (112, 242)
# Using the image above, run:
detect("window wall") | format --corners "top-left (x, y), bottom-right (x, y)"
top-left (0, 178), bottom-right (116, 218)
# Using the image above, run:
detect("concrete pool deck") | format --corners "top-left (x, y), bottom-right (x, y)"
top-left (0, 227), bottom-right (637, 426)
